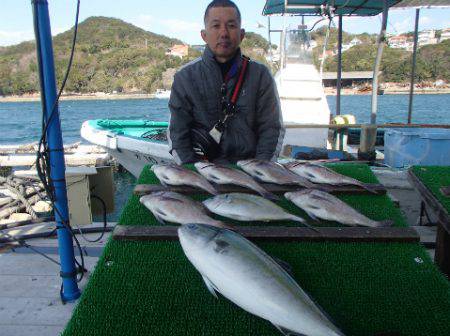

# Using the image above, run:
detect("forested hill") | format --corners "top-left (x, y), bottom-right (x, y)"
top-left (0, 17), bottom-right (198, 95)
top-left (1, 17), bottom-right (448, 96)
top-left (0, 17), bottom-right (274, 96)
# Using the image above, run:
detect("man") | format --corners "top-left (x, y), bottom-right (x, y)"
top-left (168, 0), bottom-right (284, 164)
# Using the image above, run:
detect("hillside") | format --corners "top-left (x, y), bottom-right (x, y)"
top-left (0, 17), bottom-right (274, 96)
top-left (312, 26), bottom-right (450, 83)
top-left (0, 17), bottom-right (201, 95)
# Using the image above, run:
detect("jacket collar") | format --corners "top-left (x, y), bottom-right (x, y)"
top-left (202, 45), bottom-right (243, 71)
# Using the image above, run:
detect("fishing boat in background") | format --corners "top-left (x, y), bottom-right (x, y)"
top-left (81, 120), bottom-right (172, 177)
top-left (153, 89), bottom-right (171, 99)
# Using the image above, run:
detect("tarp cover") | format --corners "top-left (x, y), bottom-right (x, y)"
top-left (263, 0), bottom-right (449, 16)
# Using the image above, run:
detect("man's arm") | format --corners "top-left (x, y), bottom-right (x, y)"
top-left (254, 66), bottom-right (285, 161)
top-left (168, 72), bottom-right (198, 164)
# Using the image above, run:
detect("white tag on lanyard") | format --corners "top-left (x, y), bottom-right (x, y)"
top-left (209, 126), bottom-right (222, 144)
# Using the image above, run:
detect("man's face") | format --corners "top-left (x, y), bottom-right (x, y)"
top-left (201, 7), bottom-right (245, 63)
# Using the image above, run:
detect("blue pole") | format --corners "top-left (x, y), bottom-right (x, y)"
top-left (31, 0), bottom-right (81, 302)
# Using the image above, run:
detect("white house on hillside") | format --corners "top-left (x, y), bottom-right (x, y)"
top-left (440, 28), bottom-right (450, 42)
top-left (418, 30), bottom-right (438, 46)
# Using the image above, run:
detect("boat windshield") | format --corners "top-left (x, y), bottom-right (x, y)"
top-left (283, 25), bottom-right (313, 65)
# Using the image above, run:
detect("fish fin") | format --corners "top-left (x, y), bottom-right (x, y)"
top-left (290, 215), bottom-right (321, 233)
top-left (153, 214), bottom-right (166, 225)
top-left (305, 210), bottom-right (321, 223)
top-left (201, 275), bottom-right (219, 299)
top-left (271, 257), bottom-right (294, 278)
top-left (272, 324), bottom-right (307, 336)
top-left (302, 221), bottom-right (321, 233)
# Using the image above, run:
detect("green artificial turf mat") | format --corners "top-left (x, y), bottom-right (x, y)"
top-left (411, 166), bottom-right (450, 213)
top-left (62, 164), bottom-right (450, 336)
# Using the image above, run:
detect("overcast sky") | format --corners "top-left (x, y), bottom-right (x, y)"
top-left (0, 0), bottom-right (449, 46)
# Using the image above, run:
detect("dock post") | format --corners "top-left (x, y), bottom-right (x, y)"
top-left (407, 9), bottom-right (420, 124)
top-left (31, 0), bottom-right (81, 301)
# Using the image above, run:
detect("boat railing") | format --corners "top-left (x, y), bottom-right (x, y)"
top-left (284, 123), bottom-right (450, 129)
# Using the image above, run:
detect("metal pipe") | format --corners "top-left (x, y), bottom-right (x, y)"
top-left (370, 0), bottom-right (389, 125)
top-left (283, 123), bottom-right (450, 129)
top-left (408, 8), bottom-right (420, 124)
top-left (31, 0), bottom-right (81, 302)
top-left (336, 15), bottom-right (343, 116)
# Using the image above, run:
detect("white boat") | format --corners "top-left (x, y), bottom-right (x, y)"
top-left (154, 89), bottom-right (171, 99)
top-left (81, 120), bottom-right (172, 177)
top-left (275, 25), bottom-right (331, 150)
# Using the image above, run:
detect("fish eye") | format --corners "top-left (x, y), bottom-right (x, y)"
top-left (186, 224), bottom-right (197, 230)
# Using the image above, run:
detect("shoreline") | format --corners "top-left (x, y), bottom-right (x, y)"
top-left (1, 88), bottom-right (449, 103)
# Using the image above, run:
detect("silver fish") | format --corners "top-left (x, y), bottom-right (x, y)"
top-left (285, 189), bottom-right (394, 227)
top-left (139, 191), bottom-right (228, 229)
top-left (237, 159), bottom-right (314, 188)
top-left (178, 224), bottom-right (345, 336)
top-left (194, 162), bottom-right (278, 200)
top-left (284, 162), bottom-right (378, 193)
top-left (203, 193), bottom-right (306, 224)
top-left (151, 164), bottom-right (218, 195)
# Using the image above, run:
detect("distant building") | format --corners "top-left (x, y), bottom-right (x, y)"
top-left (322, 71), bottom-right (380, 87)
top-left (349, 38), bottom-right (362, 47)
top-left (166, 44), bottom-right (189, 58)
top-left (191, 44), bottom-right (206, 53)
top-left (339, 37), bottom-right (362, 52)
top-left (389, 35), bottom-right (409, 49)
top-left (440, 28), bottom-right (450, 42)
top-left (418, 30), bottom-right (438, 46)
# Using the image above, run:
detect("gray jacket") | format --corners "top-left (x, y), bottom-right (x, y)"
top-left (168, 46), bottom-right (284, 164)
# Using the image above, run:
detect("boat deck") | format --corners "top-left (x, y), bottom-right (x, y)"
top-left (0, 224), bottom-right (111, 336)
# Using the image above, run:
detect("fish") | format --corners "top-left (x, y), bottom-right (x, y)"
top-left (203, 193), bottom-right (308, 225)
top-left (284, 162), bottom-right (378, 193)
top-left (178, 224), bottom-right (345, 336)
top-left (139, 191), bottom-right (229, 229)
top-left (194, 161), bottom-right (278, 200)
top-left (237, 159), bottom-right (314, 188)
top-left (151, 164), bottom-right (218, 195)
top-left (285, 189), bottom-right (394, 227)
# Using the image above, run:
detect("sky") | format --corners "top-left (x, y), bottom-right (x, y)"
top-left (0, 1), bottom-right (449, 47)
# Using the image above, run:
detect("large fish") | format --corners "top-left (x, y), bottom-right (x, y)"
top-left (284, 162), bottom-right (378, 193)
top-left (203, 193), bottom-right (308, 225)
top-left (139, 191), bottom-right (228, 229)
top-left (178, 224), bottom-right (345, 336)
top-left (151, 164), bottom-right (218, 195)
top-left (237, 159), bottom-right (314, 188)
top-left (194, 162), bottom-right (278, 200)
top-left (285, 189), bottom-right (394, 227)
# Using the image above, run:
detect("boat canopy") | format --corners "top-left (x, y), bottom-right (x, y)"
top-left (262, 0), bottom-right (450, 16)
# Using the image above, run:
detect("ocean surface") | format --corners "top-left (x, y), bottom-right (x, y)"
top-left (1, 94), bottom-right (448, 220)
top-left (0, 94), bottom-right (449, 145)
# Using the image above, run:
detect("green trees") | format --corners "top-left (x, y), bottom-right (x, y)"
top-left (317, 36), bottom-right (449, 83)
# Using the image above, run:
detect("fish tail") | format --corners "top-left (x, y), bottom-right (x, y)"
top-left (375, 219), bottom-right (395, 227)
top-left (261, 191), bottom-right (280, 201)
top-left (360, 183), bottom-right (380, 194)
top-left (213, 221), bottom-right (235, 231)
top-left (204, 183), bottom-right (219, 195)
